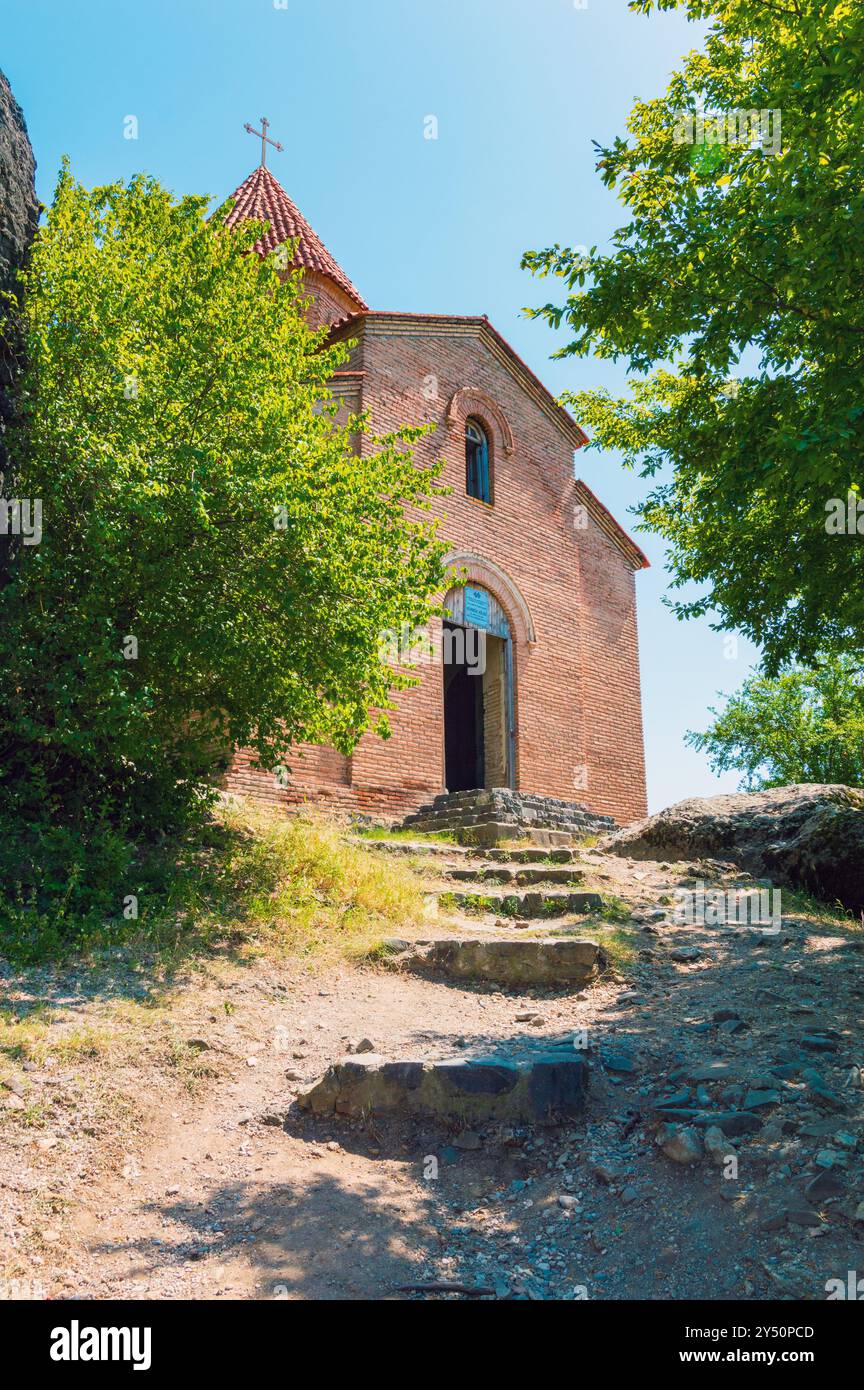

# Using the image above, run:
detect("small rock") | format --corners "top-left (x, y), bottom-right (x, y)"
top-left (743, 1090), bottom-right (782, 1110)
top-left (704, 1126), bottom-right (736, 1169)
top-left (592, 1161), bottom-right (624, 1186)
top-left (786, 1205), bottom-right (824, 1229)
top-left (803, 1072), bottom-right (847, 1112)
top-left (454, 1130), bottom-right (482, 1152)
top-left (658, 1124), bottom-right (703, 1165)
top-left (699, 1111), bottom-right (762, 1138)
top-left (686, 1063), bottom-right (734, 1084)
top-left (604, 1053), bottom-right (636, 1075)
top-left (656, 1089), bottom-right (692, 1110)
top-left (815, 1148), bottom-right (844, 1169)
top-left (801, 1035), bottom-right (839, 1054)
top-left (805, 1169), bottom-right (846, 1202)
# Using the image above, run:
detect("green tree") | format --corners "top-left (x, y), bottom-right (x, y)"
top-left (0, 167), bottom-right (446, 919)
top-left (686, 656), bottom-right (864, 788)
top-left (524, 0), bottom-right (864, 669)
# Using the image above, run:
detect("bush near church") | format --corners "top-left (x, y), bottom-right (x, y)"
top-left (0, 166), bottom-right (447, 943)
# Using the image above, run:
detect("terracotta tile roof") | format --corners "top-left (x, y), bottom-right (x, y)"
top-left (223, 164), bottom-right (367, 310)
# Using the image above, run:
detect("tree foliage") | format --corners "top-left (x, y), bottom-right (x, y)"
top-left (0, 167), bottom-right (446, 925)
top-left (686, 655), bottom-right (864, 788)
top-left (524, 0), bottom-right (864, 669)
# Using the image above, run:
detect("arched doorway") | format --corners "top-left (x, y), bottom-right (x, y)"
top-left (443, 584), bottom-right (515, 793)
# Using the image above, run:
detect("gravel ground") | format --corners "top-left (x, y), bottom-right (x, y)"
top-left (1, 843), bottom-right (863, 1301)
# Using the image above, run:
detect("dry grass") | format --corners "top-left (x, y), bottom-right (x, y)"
top-left (175, 801), bottom-right (429, 966)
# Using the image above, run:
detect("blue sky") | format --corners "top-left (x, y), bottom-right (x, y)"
top-left (2, 0), bottom-right (761, 812)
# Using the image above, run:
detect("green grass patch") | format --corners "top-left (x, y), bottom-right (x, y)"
top-left (776, 885), bottom-right (859, 931)
top-left (352, 825), bottom-right (458, 845)
top-left (548, 921), bottom-right (637, 971)
top-left (592, 894), bottom-right (634, 924)
top-left (0, 800), bottom-right (428, 969)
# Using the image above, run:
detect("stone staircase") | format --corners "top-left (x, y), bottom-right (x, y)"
top-left (297, 832), bottom-right (612, 1126)
top-left (401, 788), bottom-right (617, 848)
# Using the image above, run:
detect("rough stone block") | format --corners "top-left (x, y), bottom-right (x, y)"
top-left (298, 1051), bottom-right (590, 1124)
top-left (386, 936), bottom-right (602, 988)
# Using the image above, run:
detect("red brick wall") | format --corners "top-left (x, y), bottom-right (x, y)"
top-left (300, 270), bottom-right (360, 332)
top-left (225, 313), bottom-right (648, 826)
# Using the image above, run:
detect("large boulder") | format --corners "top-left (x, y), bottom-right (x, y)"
top-left (0, 68), bottom-right (38, 300)
top-left (0, 68), bottom-right (39, 576)
top-left (603, 784), bottom-right (864, 915)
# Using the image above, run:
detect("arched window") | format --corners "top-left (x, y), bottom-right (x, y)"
top-left (465, 419), bottom-right (491, 504)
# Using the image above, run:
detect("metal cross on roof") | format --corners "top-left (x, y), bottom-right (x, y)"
top-left (243, 116), bottom-right (284, 168)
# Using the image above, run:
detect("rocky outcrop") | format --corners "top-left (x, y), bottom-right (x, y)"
top-left (0, 68), bottom-right (39, 577)
top-left (0, 70), bottom-right (38, 296)
top-left (604, 784), bottom-right (864, 915)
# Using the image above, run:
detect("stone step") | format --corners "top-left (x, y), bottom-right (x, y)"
top-left (446, 865), bottom-right (585, 887)
top-left (407, 810), bottom-right (597, 833)
top-left (383, 936), bottom-right (602, 988)
top-left (347, 837), bottom-right (468, 858)
top-left (402, 790), bottom-right (617, 840)
top-left (455, 821), bottom-right (528, 847)
top-left (403, 814), bottom-right (596, 847)
top-left (348, 837), bottom-right (585, 865)
top-left (298, 1050), bottom-right (590, 1125)
top-left (458, 823), bottom-right (581, 849)
top-left (426, 788), bottom-right (612, 817)
top-left (487, 847), bottom-right (578, 864)
top-left (442, 888), bottom-right (604, 918)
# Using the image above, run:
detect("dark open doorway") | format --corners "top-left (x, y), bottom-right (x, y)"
top-left (443, 621), bottom-right (484, 792)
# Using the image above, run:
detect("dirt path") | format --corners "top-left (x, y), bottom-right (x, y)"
top-left (2, 843), bottom-right (863, 1301)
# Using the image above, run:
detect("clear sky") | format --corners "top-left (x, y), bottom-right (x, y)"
top-left (2, 0), bottom-right (761, 812)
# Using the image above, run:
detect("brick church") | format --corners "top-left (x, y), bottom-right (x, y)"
top-left (223, 149), bottom-right (649, 828)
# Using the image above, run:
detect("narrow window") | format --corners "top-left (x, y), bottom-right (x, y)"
top-left (465, 419), bottom-right (491, 503)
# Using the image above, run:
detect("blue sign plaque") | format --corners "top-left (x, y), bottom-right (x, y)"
top-left (463, 586), bottom-right (490, 630)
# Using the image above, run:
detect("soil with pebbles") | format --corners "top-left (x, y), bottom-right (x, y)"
top-left (1, 844), bottom-right (863, 1301)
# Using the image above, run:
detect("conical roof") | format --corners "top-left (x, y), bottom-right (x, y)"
top-left (223, 164), bottom-right (367, 309)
